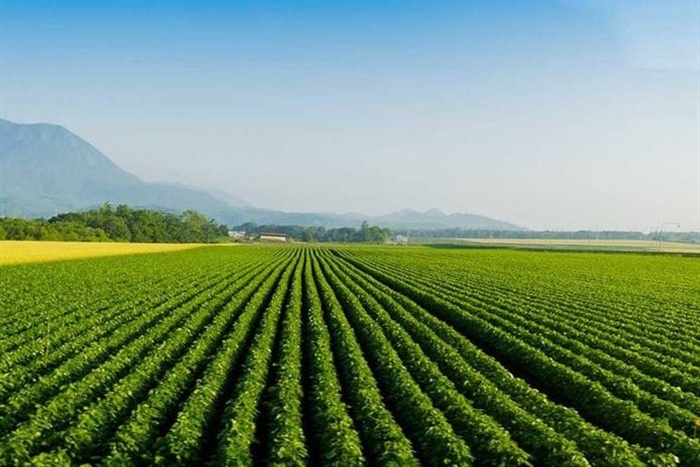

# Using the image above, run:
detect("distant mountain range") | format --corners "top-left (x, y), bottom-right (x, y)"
top-left (0, 117), bottom-right (523, 230)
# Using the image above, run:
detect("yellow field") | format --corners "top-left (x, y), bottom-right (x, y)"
top-left (457, 238), bottom-right (700, 253)
top-left (0, 241), bottom-right (204, 265)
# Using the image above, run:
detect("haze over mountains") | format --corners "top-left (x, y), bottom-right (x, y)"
top-left (0, 118), bottom-right (522, 230)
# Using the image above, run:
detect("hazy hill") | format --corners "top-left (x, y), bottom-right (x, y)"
top-left (0, 117), bottom-right (523, 230)
top-left (0, 118), bottom-right (236, 218)
top-left (374, 208), bottom-right (521, 231)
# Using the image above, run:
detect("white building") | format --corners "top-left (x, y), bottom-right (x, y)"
top-left (260, 232), bottom-right (287, 242)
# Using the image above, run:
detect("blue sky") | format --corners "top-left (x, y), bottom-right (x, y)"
top-left (1, 0), bottom-right (698, 230)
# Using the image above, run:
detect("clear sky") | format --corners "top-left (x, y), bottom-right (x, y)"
top-left (1, 0), bottom-right (698, 231)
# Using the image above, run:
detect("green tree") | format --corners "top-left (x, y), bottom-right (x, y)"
top-left (104, 216), bottom-right (131, 241)
top-left (180, 210), bottom-right (207, 243)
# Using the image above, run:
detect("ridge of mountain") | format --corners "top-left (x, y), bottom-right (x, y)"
top-left (0, 118), bottom-right (236, 219)
top-left (0, 117), bottom-right (523, 230)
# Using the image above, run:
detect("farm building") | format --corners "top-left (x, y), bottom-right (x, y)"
top-left (259, 232), bottom-right (287, 242)
top-left (395, 234), bottom-right (409, 245)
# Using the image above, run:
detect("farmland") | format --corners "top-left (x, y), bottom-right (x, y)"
top-left (0, 241), bottom-right (203, 265)
top-left (447, 238), bottom-right (700, 254)
top-left (1, 245), bottom-right (699, 466)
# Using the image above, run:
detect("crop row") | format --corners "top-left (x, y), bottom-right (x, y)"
top-left (337, 251), bottom-right (700, 424)
top-left (334, 248), bottom-right (700, 465)
top-left (1, 245), bottom-right (697, 465)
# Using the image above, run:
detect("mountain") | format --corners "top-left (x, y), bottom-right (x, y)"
top-left (374, 208), bottom-right (521, 231)
top-left (0, 118), bottom-right (236, 218)
top-left (0, 117), bottom-right (524, 230)
top-left (202, 188), bottom-right (250, 208)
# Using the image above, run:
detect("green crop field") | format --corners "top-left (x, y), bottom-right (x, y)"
top-left (1, 245), bottom-right (699, 466)
top-left (446, 238), bottom-right (700, 254)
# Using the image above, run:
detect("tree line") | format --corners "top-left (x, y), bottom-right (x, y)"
top-left (234, 220), bottom-right (392, 243)
top-left (405, 228), bottom-right (699, 244)
top-left (0, 204), bottom-right (229, 243)
top-left (6, 205), bottom-right (693, 245)
top-left (0, 205), bottom-right (392, 244)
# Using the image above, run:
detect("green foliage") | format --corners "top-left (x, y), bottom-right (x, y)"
top-left (312, 251), bottom-right (470, 466)
top-left (154, 253), bottom-right (292, 465)
top-left (309, 252), bottom-right (419, 466)
top-left (320, 253), bottom-right (537, 466)
top-left (231, 221), bottom-right (392, 243)
top-left (0, 246), bottom-right (698, 465)
top-left (407, 228), bottom-right (700, 243)
top-left (215, 256), bottom-right (299, 466)
top-left (301, 251), bottom-right (365, 466)
top-left (0, 203), bottom-right (229, 243)
top-left (337, 247), bottom-right (700, 465)
top-left (264, 257), bottom-right (308, 466)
